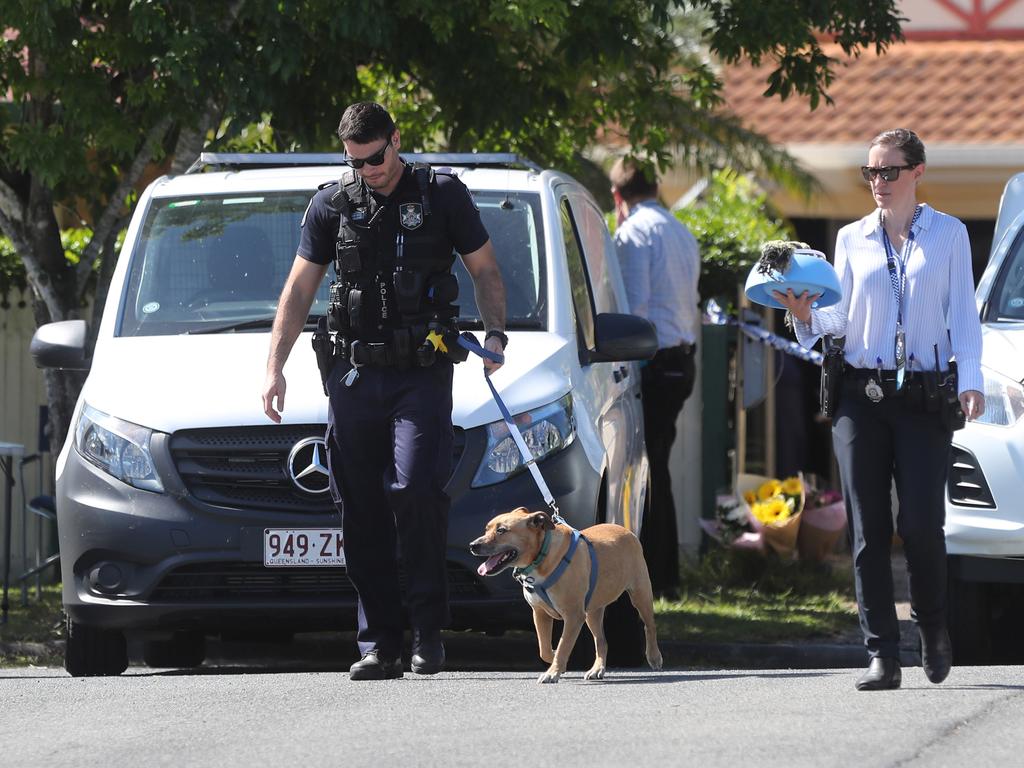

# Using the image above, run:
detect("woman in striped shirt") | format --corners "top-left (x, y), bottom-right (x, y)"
top-left (775, 128), bottom-right (985, 692)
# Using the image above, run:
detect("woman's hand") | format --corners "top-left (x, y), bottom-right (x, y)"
top-left (960, 389), bottom-right (985, 421)
top-left (770, 288), bottom-right (821, 324)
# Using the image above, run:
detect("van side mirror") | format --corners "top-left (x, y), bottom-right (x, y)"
top-left (589, 312), bottom-right (658, 363)
top-left (30, 319), bottom-right (91, 370)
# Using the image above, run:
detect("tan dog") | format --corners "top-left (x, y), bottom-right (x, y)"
top-left (470, 507), bottom-right (663, 683)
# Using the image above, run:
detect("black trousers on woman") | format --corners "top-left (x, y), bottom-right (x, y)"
top-left (831, 375), bottom-right (953, 660)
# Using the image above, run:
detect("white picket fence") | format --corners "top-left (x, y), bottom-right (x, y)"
top-left (0, 293), bottom-right (56, 581)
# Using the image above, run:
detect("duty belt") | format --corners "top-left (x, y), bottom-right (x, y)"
top-left (337, 325), bottom-right (449, 368)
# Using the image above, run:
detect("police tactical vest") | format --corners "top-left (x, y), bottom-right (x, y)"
top-left (325, 163), bottom-right (460, 351)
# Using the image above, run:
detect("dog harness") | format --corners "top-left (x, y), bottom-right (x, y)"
top-left (513, 528), bottom-right (599, 613)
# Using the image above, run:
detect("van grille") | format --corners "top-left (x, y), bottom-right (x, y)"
top-left (149, 561), bottom-right (488, 602)
top-left (169, 424), bottom-right (464, 514)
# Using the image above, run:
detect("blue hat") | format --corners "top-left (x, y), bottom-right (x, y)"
top-left (744, 242), bottom-right (841, 310)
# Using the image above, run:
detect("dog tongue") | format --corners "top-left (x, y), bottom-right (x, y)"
top-left (479, 554), bottom-right (506, 575)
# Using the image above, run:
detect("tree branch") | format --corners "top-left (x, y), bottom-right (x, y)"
top-left (0, 176), bottom-right (29, 255)
top-left (76, 115), bottom-right (174, 287)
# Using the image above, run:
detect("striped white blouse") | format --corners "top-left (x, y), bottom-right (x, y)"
top-left (794, 204), bottom-right (983, 394)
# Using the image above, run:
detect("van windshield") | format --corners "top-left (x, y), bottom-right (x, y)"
top-left (117, 190), bottom-right (546, 336)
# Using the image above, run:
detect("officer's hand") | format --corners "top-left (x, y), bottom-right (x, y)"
top-left (771, 288), bottom-right (820, 324)
top-left (263, 370), bottom-right (286, 423)
top-left (960, 389), bottom-right (985, 421)
top-left (483, 336), bottom-right (505, 375)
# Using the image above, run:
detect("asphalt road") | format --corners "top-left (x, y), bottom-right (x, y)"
top-left (4, 658), bottom-right (1024, 767)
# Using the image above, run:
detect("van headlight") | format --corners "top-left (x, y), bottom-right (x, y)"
top-left (471, 394), bottom-right (575, 488)
top-left (974, 366), bottom-right (1024, 427)
top-left (75, 404), bottom-right (164, 492)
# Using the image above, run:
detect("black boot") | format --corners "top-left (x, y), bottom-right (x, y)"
top-left (349, 650), bottom-right (403, 681)
top-left (919, 625), bottom-right (952, 684)
top-left (855, 657), bottom-right (901, 691)
top-left (411, 629), bottom-right (445, 675)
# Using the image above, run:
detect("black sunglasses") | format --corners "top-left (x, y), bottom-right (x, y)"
top-left (861, 164), bottom-right (917, 182)
top-left (345, 140), bottom-right (392, 169)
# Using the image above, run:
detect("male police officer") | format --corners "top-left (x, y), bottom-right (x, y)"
top-left (262, 102), bottom-right (506, 680)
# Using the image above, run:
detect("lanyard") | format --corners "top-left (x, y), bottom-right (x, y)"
top-left (881, 205), bottom-right (921, 389)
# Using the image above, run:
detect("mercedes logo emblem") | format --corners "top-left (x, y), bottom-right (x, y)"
top-left (287, 437), bottom-right (331, 495)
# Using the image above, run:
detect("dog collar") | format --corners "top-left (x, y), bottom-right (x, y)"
top-left (513, 529), bottom-right (552, 579)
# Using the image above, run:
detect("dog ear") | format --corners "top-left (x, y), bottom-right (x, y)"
top-left (528, 511), bottom-right (555, 530)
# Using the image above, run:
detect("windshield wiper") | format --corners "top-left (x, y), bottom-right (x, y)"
top-left (187, 314), bottom-right (321, 335)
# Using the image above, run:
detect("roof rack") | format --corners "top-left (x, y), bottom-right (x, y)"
top-left (185, 151), bottom-right (542, 174)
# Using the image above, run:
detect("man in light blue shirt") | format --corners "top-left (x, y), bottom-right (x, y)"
top-left (611, 157), bottom-right (700, 599)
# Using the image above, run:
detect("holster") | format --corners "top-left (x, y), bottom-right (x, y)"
top-left (820, 335), bottom-right (845, 418)
top-left (311, 315), bottom-right (335, 396)
top-left (940, 362), bottom-right (966, 431)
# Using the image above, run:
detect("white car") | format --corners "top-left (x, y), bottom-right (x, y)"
top-left (31, 152), bottom-right (657, 676)
top-left (945, 171), bottom-right (1024, 663)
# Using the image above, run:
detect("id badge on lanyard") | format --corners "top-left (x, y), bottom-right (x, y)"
top-left (883, 206), bottom-right (921, 392)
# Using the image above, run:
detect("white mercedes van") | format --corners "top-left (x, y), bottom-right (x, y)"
top-left (31, 153), bottom-right (657, 676)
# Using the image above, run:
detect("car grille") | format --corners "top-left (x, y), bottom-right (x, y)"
top-left (169, 424), bottom-right (465, 514)
top-left (149, 561), bottom-right (489, 602)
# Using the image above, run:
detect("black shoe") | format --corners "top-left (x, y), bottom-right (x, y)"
top-left (855, 657), bottom-right (901, 691)
top-left (920, 625), bottom-right (952, 684)
top-left (349, 650), bottom-right (403, 681)
top-left (410, 629), bottom-right (445, 675)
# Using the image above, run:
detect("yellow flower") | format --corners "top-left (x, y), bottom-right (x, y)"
top-left (757, 480), bottom-right (782, 501)
top-left (781, 477), bottom-right (803, 496)
top-left (752, 497), bottom-right (791, 525)
top-left (743, 490), bottom-right (756, 505)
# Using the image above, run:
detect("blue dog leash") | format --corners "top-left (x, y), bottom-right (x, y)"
top-left (456, 333), bottom-right (565, 524)
top-left (457, 333), bottom-right (599, 605)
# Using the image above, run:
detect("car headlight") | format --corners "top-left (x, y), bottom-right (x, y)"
top-left (471, 394), bottom-right (575, 488)
top-left (75, 404), bottom-right (164, 492)
top-left (974, 366), bottom-right (1024, 427)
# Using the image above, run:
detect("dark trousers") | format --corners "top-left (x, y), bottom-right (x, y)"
top-left (832, 378), bottom-right (952, 659)
top-left (326, 360), bottom-right (454, 658)
top-left (641, 344), bottom-right (696, 594)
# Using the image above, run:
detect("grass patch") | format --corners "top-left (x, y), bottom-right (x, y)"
top-left (653, 548), bottom-right (858, 644)
top-left (0, 551), bottom-right (860, 668)
top-left (0, 583), bottom-right (64, 667)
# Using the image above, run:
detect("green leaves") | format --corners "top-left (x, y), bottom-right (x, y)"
top-left (676, 169), bottom-right (793, 308)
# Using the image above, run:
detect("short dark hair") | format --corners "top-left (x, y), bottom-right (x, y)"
top-left (870, 128), bottom-right (927, 167)
top-left (337, 102), bottom-right (396, 144)
top-left (610, 157), bottom-right (658, 201)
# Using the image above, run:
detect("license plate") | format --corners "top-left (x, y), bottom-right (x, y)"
top-left (263, 528), bottom-right (345, 567)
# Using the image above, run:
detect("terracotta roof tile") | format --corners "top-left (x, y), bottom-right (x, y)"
top-left (722, 40), bottom-right (1024, 145)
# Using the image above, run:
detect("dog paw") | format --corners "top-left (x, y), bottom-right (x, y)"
top-left (583, 665), bottom-right (605, 681)
top-left (537, 670), bottom-right (561, 684)
top-left (647, 652), bottom-right (664, 671)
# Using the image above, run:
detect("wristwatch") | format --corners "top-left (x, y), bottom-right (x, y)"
top-left (485, 329), bottom-right (509, 348)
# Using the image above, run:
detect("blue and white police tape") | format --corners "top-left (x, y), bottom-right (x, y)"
top-left (705, 299), bottom-right (824, 367)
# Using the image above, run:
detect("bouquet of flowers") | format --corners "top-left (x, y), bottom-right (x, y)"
top-left (700, 496), bottom-right (763, 551)
top-left (796, 482), bottom-right (847, 562)
top-left (738, 474), bottom-right (804, 558)
top-left (701, 473), bottom-right (846, 561)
